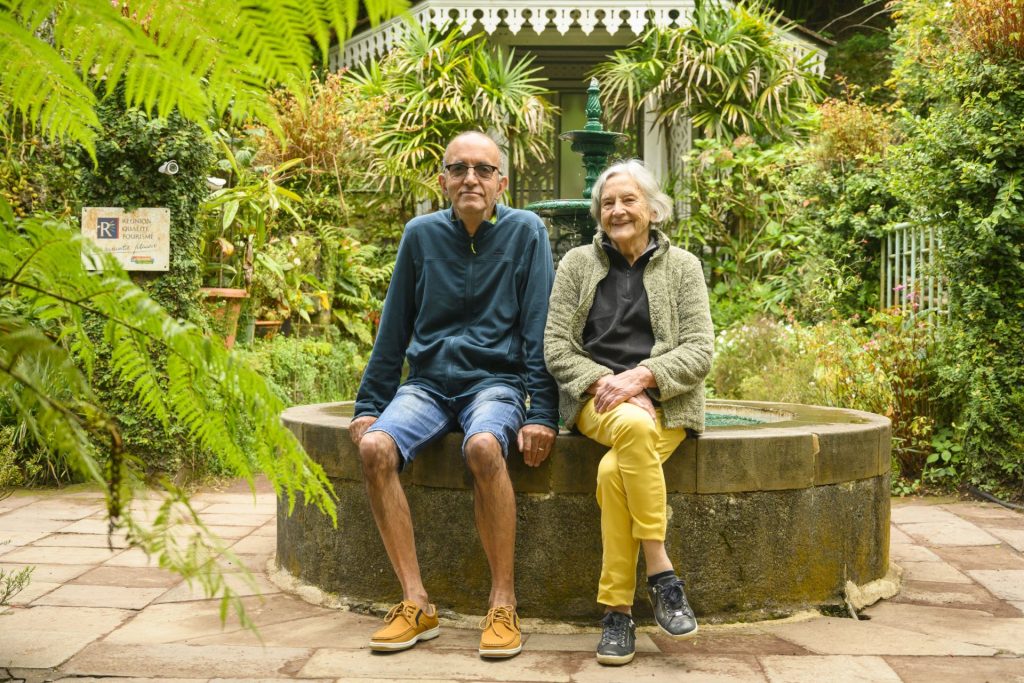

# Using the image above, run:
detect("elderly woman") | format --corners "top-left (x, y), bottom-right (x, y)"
top-left (544, 160), bottom-right (714, 666)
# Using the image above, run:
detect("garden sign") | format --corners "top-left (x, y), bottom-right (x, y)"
top-left (81, 207), bottom-right (171, 272)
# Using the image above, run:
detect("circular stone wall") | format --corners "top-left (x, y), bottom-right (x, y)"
top-left (276, 400), bottom-right (891, 622)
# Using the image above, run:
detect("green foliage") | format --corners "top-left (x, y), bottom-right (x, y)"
top-left (781, 98), bottom-right (900, 319)
top-left (77, 94), bottom-right (214, 321)
top-left (235, 336), bottom-right (365, 406)
top-left (0, 560), bottom-right (32, 606)
top-left (592, 0), bottom-right (823, 141)
top-left (0, 115), bottom-right (81, 219)
top-left (826, 32), bottom-right (894, 104)
top-left (0, 0), bottom-right (408, 158)
top-left (201, 137), bottom-right (305, 291)
top-left (887, 0), bottom-right (957, 113)
top-left (1, 209), bottom-right (337, 621)
top-left (676, 136), bottom-right (814, 328)
top-left (711, 311), bottom-right (941, 483)
top-left (887, 40), bottom-right (1024, 497)
top-left (347, 20), bottom-right (556, 202)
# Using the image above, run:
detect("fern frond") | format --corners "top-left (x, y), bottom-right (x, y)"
top-left (0, 0), bottom-right (409, 155)
top-left (0, 10), bottom-right (100, 152)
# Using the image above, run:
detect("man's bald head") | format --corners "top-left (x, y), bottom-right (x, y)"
top-left (443, 131), bottom-right (501, 167)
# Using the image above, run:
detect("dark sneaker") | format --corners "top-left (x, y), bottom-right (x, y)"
top-left (647, 575), bottom-right (698, 639)
top-left (596, 611), bottom-right (636, 665)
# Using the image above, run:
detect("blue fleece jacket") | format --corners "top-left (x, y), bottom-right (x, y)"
top-left (354, 205), bottom-right (559, 429)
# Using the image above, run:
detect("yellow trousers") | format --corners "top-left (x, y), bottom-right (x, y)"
top-left (577, 398), bottom-right (686, 607)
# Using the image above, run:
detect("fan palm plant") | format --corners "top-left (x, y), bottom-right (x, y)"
top-left (347, 20), bottom-right (555, 202)
top-left (592, 0), bottom-right (823, 141)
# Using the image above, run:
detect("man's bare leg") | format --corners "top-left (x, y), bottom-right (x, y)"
top-left (358, 431), bottom-right (430, 610)
top-left (464, 433), bottom-right (517, 608)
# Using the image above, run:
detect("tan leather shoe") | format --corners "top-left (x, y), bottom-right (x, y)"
top-left (478, 605), bottom-right (522, 658)
top-left (369, 600), bottom-right (439, 651)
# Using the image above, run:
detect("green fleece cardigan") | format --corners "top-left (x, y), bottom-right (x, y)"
top-left (543, 229), bottom-right (714, 432)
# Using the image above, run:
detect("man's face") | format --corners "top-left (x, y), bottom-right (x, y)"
top-left (439, 134), bottom-right (508, 220)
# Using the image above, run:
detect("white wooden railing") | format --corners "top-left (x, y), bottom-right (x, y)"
top-left (881, 222), bottom-right (947, 319)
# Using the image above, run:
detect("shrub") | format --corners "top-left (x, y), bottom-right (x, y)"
top-left (887, 40), bottom-right (1024, 498)
top-left (235, 336), bottom-right (365, 406)
top-left (954, 0), bottom-right (1024, 60)
top-left (711, 310), bottom-right (942, 483)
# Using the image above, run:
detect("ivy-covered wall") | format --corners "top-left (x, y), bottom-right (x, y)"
top-left (75, 95), bottom-right (219, 478)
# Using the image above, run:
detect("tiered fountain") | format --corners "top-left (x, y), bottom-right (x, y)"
top-left (526, 78), bottom-right (628, 254)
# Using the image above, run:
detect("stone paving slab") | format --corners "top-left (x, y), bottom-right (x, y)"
top-left (154, 570), bottom-right (279, 603)
top-left (759, 618), bottom-right (997, 656)
top-left (184, 610), bottom-right (378, 649)
top-left (933, 543), bottom-right (1024, 570)
top-left (105, 595), bottom-right (329, 645)
top-left (300, 649), bottom-right (579, 681)
top-left (893, 580), bottom-right (1009, 611)
top-left (102, 547), bottom-right (159, 567)
top-left (573, 653), bottom-right (765, 682)
top-left (899, 519), bottom-right (1001, 547)
top-left (196, 513), bottom-right (276, 527)
top-left (653, 631), bottom-right (810, 656)
top-left (864, 602), bottom-right (1024, 655)
top-left (884, 655), bottom-right (1024, 682)
top-left (889, 543), bottom-right (942, 562)
top-left (989, 528), bottom-right (1024, 552)
top-left (69, 565), bottom-right (183, 588)
top-left (6, 580), bottom-right (59, 605)
top-left (760, 654), bottom-right (902, 682)
top-left (890, 504), bottom-right (959, 524)
top-left (516, 632), bottom-right (659, 654)
top-left (0, 562), bottom-right (92, 583)
top-left (34, 583), bottom-right (167, 609)
top-left (0, 544), bottom-right (123, 565)
top-left (63, 642), bottom-right (313, 679)
top-left (0, 605), bottom-right (132, 668)
top-left (57, 518), bottom-right (116, 534)
top-left (0, 515), bottom-right (75, 533)
top-left (967, 569), bottom-right (1024, 602)
top-left (33, 532), bottom-right (130, 548)
top-left (899, 560), bottom-right (972, 583)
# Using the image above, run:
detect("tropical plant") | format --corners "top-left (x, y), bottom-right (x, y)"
top-left (347, 20), bottom-right (555, 202)
top-left (0, 0), bottom-right (408, 621)
top-left (591, 0), bottom-right (823, 141)
top-left (0, 0), bottom-right (408, 159)
top-left (201, 138), bottom-right (305, 290)
top-left (1, 208), bottom-right (339, 621)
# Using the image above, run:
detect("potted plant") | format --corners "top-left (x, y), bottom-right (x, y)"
top-left (199, 136), bottom-right (304, 347)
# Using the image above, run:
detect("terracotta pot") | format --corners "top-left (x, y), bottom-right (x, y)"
top-left (254, 319), bottom-right (284, 340)
top-left (200, 287), bottom-right (248, 349)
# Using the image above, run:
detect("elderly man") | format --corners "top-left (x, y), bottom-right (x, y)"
top-left (349, 131), bottom-right (558, 658)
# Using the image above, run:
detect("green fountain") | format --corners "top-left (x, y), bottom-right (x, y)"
top-left (526, 78), bottom-right (628, 253)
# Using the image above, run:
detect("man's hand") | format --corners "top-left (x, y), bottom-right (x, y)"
top-left (593, 366), bottom-right (656, 413)
top-left (349, 415), bottom-right (378, 445)
top-left (517, 424), bottom-right (557, 467)
top-left (626, 393), bottom-right (657, 423)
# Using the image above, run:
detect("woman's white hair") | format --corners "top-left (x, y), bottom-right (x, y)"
top-left (590, 159), bottom-right (673, 228)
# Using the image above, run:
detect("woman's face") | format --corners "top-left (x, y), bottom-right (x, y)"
top-left (599, 174), bottom-right (651, 253)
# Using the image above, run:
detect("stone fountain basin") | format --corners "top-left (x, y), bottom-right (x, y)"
top-left (276, 400), bottom-right (891, 622)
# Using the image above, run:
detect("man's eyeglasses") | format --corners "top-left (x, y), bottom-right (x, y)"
top-left (444, 163), bottom-right (500, 180)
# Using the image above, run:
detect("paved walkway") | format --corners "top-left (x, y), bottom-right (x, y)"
top-left (1, 481), bottom-right (1023, 683)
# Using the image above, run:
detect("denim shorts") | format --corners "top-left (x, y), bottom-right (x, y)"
top-left (366, 383), bottom-right (526, 471)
